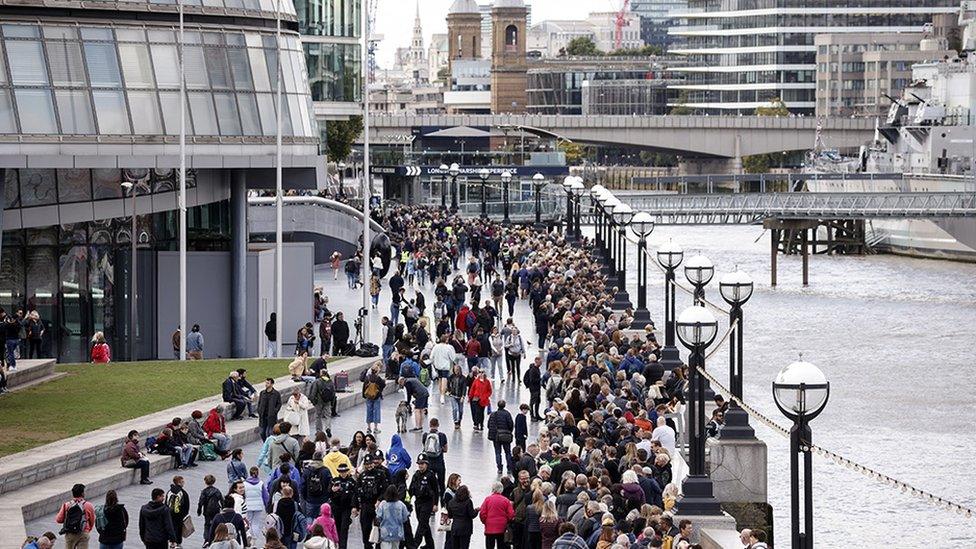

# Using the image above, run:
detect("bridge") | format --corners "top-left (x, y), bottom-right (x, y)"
top-left (368, 114), bottom-right (875, 158)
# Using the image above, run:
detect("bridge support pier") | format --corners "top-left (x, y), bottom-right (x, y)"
top-left (765, 219), bottom-right (819, 287)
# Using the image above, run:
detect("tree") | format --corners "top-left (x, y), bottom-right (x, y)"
top-left (565, 36), bottom-right (601, 57)
top-left (743, 98), bottom-right (789, 173)
top-left (670, 90), bottom-right (693, 115)
top-left (325, 115), bottom-right (363, 163)
top-left (558, 141), bottom-right (586, 165)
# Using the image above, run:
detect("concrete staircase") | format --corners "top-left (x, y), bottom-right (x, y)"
top-left (0, 356), bottom-right (393, 547)
top-left (5, 359), bottom-right (64, 392)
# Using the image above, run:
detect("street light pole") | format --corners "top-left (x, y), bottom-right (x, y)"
top-left (439, 163), bottom-right (449, 208)
top-left (656, 241), bottom-right (684, 372)
top-left (685, 253), bottom-right (714, 306)
top-left (630, 211), bottom-right (655, 328)
top-left (478, 168), bottom-right (490, 219)
top-left (501, 171), bottom-right (512, 225)
top-left (611, 202), bottom-right (634, 311)
top-left (570, 179), bottom-right (585, 241)
top-left (675, 305), bottom-right (723, 515)
top-left (449, 163), bottom-right (460, 212)
top-left (121, 181), bottom-right (138, 361)
top-left (773, 359), bottom-right (830, 549)
top-left (562, 176), bottom-right (575, 240)
top-left (719, 269), bottom-right (756, 439)
top-left (532, 173), bottom-right (545, 229)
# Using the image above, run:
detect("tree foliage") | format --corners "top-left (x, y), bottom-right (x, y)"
top-left (325, 115), bottom-right (363, 162)
top-left (669, 90), bottom-right (693, 115)
top-left (558, 141), bottom-right (586, 165)
top-left (564, 36), bottom-right (602, 57)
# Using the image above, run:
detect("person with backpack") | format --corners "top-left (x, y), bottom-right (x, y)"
top-left (359, 362), bottom-right (386, 435)
top-left (95, 490), bottom-right (127, 549)
top-left (198, 474), bottom-right (224, 546)
top-left (166, 475), bottom-right (191, 548)
top-left (138, 488), bottom-right (176, 549)
top-left (399, 376), bottom-right (429, 432)
top-left (486, 400), bottom-right (516, 476)
top-left (309, 369), bottom-right (337, 438)
top-left (243, 467), bottom-right (266, 542)
top-left (301, 451), bottom-right (333, 520)
top-left (269, 485), bottom-right (301, 548)
top-left (55, 483), bottom-right (96, 549)
top-left (208, 495), bottom-right (248, 547)
top-left (420, 418), bottom-right (449, 504)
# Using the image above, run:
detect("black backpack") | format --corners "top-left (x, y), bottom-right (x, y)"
top-left (61, 501), bottom-right (87, 534)
top-left (306, 467), bottom-right (326, 498)
top-left (203, 490), bottom-right (223, 518)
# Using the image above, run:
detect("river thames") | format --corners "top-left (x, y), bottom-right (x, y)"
top-left (630, 224), bottom-right (976, 546)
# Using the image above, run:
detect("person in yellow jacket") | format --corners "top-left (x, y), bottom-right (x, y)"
top-left (322, 437), bottom-right (353, 477)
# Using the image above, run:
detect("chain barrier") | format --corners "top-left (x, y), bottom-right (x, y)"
top-left (610, 231), bottom-right (975, 518)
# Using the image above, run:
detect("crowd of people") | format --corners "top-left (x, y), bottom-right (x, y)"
top-left (27, 204), bottom-right (771, 549)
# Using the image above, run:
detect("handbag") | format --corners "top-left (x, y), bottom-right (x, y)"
top-left (496, 428), bottom-right (513, 444)
top-left (437, 511), bottom-right (452, 533)
top-left (182, 515), bottom-right (195, 538)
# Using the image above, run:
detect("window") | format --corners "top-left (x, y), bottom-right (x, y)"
top-left (92, 90), bottom-right (130, 134)
top-left (0, 90), bottom-right (16, 133)
top-left (119, 43), bottom-right (155, 88)
top-left (128, 91), bottom-right (163, 134)
top-left (151, 44), bottom-right (180, 87)
top-left (55, 90), bottom-right (95, 134)
top-left (85, 43), bottom-right (123, 87)
top-left (213, 92), bottom-right (241, 135)
top-left (237, 93), bottom-right (261, 135)
top-left (15, 89), bottom-right (58, 133)
top-left (6, 40), bottom-right (49, 86)
top-left (158, 91), bottom-right (185, 135)
top-left (189, 92), bottom-right (218, 135)
top-left (46, 41), bottom-right (87, 87)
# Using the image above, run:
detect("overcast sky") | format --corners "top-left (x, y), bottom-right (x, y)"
top-left (374, 0), bottom-right (616, 67)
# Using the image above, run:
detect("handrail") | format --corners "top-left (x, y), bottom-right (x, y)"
top-left (247, 195), bottom-right (385, 234)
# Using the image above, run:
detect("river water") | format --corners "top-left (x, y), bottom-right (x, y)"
top-left (621, 225), bottom-right (976, 546)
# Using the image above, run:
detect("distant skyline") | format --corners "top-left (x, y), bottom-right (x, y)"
top-left (374, 0), bottom-right (616, 68)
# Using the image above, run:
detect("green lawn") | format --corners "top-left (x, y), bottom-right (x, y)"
top-left (0, 358), bottom-right (294, 457)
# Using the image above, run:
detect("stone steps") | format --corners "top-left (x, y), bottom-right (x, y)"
top-left (5, 359), bottom-right (57, 389)
top-left (0, 355), bottom-right (394, 547)
top-left (6, 372), bottom-right (69, 393)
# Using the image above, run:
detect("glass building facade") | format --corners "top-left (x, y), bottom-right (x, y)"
top-left (527, 58), bottom-right (679, 115)
top-left (670, 0), bottom-right (958, 114)
top-left (297, 0), bottom-right (363, 105)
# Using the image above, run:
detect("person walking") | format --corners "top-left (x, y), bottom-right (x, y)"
top-left (55, 483), bottom-right (96, 549)
top-left (375, 485), bottom-right (410, 549)
top-left (243, 467), bottom-right (265, 541)
top-left (523, 357), bottom-right (543, 421)
top-left (138, 488), bottom-right (176, 549)
top-left (360, 362), bottom-right (386, 434)
top-left (165, 476), bottom-right (190, 548)
top-left (265, 313), bottom-right (277, 358)
top-left (446, 364), bottom-right (468, 430)
top-left (446, 485), bottom-right (478, 549)
top-left (479, 482), bottom-right (514, 549)
top-left (408, 455), bottom-right (439, 549)
top-left (329, 463), bottom-right (357, 549)
top-left (486, 400), bottom-right (515, 476)
top-left (309, 369), bottom-right (337, 438)
top-left (504, 326), bottom-right (525, 385)
top-left (257, 378), bottom-right (283, 440)
top-left (198, 475), bottom-right (224, 547)
top-left (95, 490), bottom-right (128, 549)
top-left (467, 369), bottom-right (492, 431)
top-left (186, 325), bottom-right (205, 360)
top-left (208, 496), bottom-right (248, 547)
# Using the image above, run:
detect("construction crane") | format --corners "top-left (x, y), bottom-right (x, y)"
top-left (614, 0), bottom-right (630, 51)
top-left (367, 0), bottom-right (381, 83)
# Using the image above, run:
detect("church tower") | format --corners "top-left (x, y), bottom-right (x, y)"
top-left (409, 0), bottom-right (425, 67)
top-left (490, 0), bottom-right (528, 113)
top-left (447, 0), bottom-right (482, 76)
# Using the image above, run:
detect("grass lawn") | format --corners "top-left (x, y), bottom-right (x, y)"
top-left (0, 358), bottom-right (294, 457)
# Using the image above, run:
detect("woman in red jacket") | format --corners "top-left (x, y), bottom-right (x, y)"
top-left (467, 368), bottom-right (492, 431)
top-left (202, 406), bottom-right (231, 455)
top-left (479, 481), bottom-right (514, 549)
top-left (90, 331), bottom-right (111, 363)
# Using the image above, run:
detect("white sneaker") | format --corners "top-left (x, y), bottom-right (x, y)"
top-left (440, 395), bottom-right (445, 404)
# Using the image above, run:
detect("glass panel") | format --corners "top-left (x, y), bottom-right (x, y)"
top-left (115, 29), bottom-right (145, 42)
top-left (256, 92), bottom-right (275, 136)
top-left (57, 169), bottom-right (92, 203)
top-left (25, 247), bottom-right (57, 346)
top-left (6, 41), bottom-right (49, 85)
top-left (280, 49), bottom-right (294, 92)
top-left (92, 169), bottom-right (122, 199)
top-left (60, 245), bottom-right (89, 364)
top-left (202, 32), bottom-right (222, 46)
top-left (46, 41), bottom-right (87, 86)
top-left (92, 90), bottom-right (130, 134)
top-left (188, 92), bottom-right (217, 135)
top-left (237, 93), bottom-right (261, 135)
top-left (213, 92), bottom-right (241, 136)
top-left (19, 168), bottom-right (58, 207)
top-left (3, 24), bottom-right (39, 38)
top-left (3, 169), bottom-right (17, 208)
top-left (151, 44), bottom-right (180, 88)
top-left (55, 90), bottom-right (95, 134)
top-left (225, 33), bottom-right (245, 47)
top-left (80, 27), bottom-right (113, 41)
top-left (264, 48), bottom-right (279, 91)
top-left (184, 46), bottom-right (209, 89)
top-left (0, 44), bottom-right (6, 85)
top-left (158, 91), bottom-right (184, 136)
top-left (0, 89), bottom-right (16, 133)
top-left (128, 90), bottom-right (163, 134)
top-left (147, 30), bottom-right (175, 42)
top-left (119, 43), bottom-right (154, 88)
top-left (287, 93), bottom-right (301, 136)
top-left (248, 47), bottom-right (271, 91)
top-left (15, 89), bottom-right (58, 134)
top-left (204, 46), bottom-right (231, 89)
top-left (227, 47), bottom-right (252, 89)
top-left (85, 43), bottom-right (122, 87)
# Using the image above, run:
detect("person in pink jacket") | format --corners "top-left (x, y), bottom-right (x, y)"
top-left (479, 481), bottom-right (515, 549)
top-left (307, 502), bottom-right (339, 544)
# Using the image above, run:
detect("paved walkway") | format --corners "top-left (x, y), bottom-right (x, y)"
top-left (27, 260), bottom-right (548, 547)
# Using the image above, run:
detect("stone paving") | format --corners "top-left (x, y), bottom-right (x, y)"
top-left (26, 260), bottom-right (548, 547)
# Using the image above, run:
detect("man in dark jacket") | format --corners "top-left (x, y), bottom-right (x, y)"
top-left (408, 455), bottom-right (440, 549)
top-left (487, 400), bottom-right (515, 476)
top-left (139, 488), bottom-right (176, 549)
top-left (355, 456), bottom-right (390, 549)
top-left (309, 369), bottom-right (336, 437)
top-left (165, 476), bottom-right (190, 547)
top-left (331, 312), bottom-right (350, 356)
top-left (221, 371), bottom-right (247, 420)
top-left (208, 496), bottom-right (248, 545)
top-left (514, 403), bottom-right (529, 450)
top-left (256, 378), bottom-right (282, 440)
top-left (523, 357), bottom-right (543, 421)
top-left (301, 452), bottom-right (333, 520)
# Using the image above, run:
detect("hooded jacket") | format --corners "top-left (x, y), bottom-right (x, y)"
top-left (202, 408), bottom-right (226, 437)
top-left (308, 502), bottom-right (340, 543)
top-left (268, 433), bottom-right (301, 467)
top-left (323, 449), bottom-right (353, 477)
top-left (138, 500), bottom-right (176, 544)
top-left (386, 435), bottom-right (412, 477)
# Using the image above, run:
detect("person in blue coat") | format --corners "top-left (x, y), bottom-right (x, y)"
top-left (386, 434), bottom-right (412, 477)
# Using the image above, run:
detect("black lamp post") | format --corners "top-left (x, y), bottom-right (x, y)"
top-left (478, 168), bottom-right (490, 219)
top-left (684, 253), bottom-right (714, 306)
top-left (773, 358), bottom-right (830, 549)
top-left (449, 163), bottom-right (460, 212)
top-left (611, 201), bottom-right (634, 311)
top-left (532, 172), bottom-right (545, 228)
top-left (338, 162), bottom-right (346, 199)
top-left (590, 186), bottom-right (608, 260)
top-left (630, 211), bottom-right (655, 329)
top-left (562, 176), bottom-right (576, 240)
top-left (501, 170), bottom-right (512, 225)
top-left (718, 268), bottom-right (756, 440)
top-left (439, 163), bottom-right (449, 208)
top-left (121, 180), bottom-right (139, 362)
top-left (570, 178), bottom-right (585, 241)
top-left (675, 305), bottom-right (723, 515)
top-left (656, 241), bottom-right (684, 372)
top-left (601, 194), bottom-right (621, 276)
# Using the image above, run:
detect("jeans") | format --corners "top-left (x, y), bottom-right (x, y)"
top-left (123, 457), bottom-right (151, 481)
top-left (493, 441), bottom-right (513, 474)
top-left (211, 433), bottom-right (230, 452)
top-left (5, 339), bottom-right (17, 369)
top-left (478, 357), bottom-right (492, 377)
top-left (506, 354), bottom-right (522, 384)
top-left (99, 543), bottom-right (123, 549)
top-left (450, 396), bottom-right (464, 424)
top-left (382, 344), bottom-right (394, 368)
top-left (177, 444), bottom-right (196, 466)
top-left (247, 509), bottom-right (264, 542)
top-left (490, 355), bottom-right (503, 379)
top-left (346, 272), bottom-right (356, 289)
top-left (390, 303), bottom-right (400, 325)
top-left (366, 398), bottom-right (382, 424)
top-left (266, 341), bottom-right (277, 358)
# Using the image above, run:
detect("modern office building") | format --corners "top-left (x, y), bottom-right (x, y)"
top-left (630, 0), bottom-right (687, 50)
top-left (815, 31), bottom-right (955, 118)
top-left (0, 0), bottom-right (321, 362)
top-left (526, 56), bottom-right (682, 114)
top-left (297, 0), bottom-right (362, 121)
top-left (670, 0), bottom-right (959, 114)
